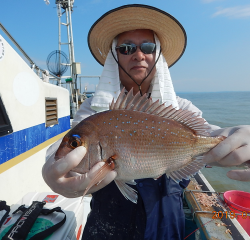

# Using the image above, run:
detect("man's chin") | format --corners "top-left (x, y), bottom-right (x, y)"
top-left (130, 73), bottom-right (148, 82)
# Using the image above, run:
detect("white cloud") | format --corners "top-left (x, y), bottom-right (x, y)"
top-left (212, 5), bottom-right (250, 18)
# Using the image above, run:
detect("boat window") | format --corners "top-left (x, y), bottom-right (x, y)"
top-left (45, 98), bottom-right (58, 127)
top-left (0, 96), bottom-right (13, 136)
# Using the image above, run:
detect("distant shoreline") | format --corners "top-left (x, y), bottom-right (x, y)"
top-left (176, 91), bottom-right (250, 94)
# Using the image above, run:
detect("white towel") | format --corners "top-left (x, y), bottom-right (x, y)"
top-left (151, 35), bottom-right (179, 109)
top-left (90, 38), bottom-right (120, 112)
top-left (90, 34), bottom-right (179, 112)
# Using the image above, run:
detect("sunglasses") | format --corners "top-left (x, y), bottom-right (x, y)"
top-left (115, 43), bottom-right (156, 55)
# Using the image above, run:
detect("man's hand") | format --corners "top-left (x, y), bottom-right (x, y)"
top-left (42, 146), bottom-right (117, 197)
top-left (203, 125), bottom-right (250, 181)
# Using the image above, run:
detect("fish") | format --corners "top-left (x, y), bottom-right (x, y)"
top-left (55, 88), bottom-right (226, 203)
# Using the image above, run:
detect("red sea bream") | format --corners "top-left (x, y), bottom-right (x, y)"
top-left (55, 88), bottom-right (225, 203)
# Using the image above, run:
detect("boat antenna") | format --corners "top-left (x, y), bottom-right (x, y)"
top-left (53, 0), bottom-right (79, 118)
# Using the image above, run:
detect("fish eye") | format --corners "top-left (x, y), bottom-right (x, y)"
top-left (69, 137), bottom-right (82, 149)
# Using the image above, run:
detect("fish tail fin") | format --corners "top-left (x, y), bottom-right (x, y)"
top-left (167, 135), bottom-right (226, 183)
top-left (114, 179), bottom-right (138, 204)
top-left (82, 159), bottom-right (115, 198)
top-left (167, 156), bottom-right (205, 183)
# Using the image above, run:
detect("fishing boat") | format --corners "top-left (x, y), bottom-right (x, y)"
top-left (0, 29), bottom-right (70, 205)
top-left (0, 2), bottom-right (249, 240)
top-left (184, 173), bottom-right (250, 239)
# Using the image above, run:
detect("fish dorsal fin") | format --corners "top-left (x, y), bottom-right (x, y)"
top-left (110, 88), bottom-right (210, 136)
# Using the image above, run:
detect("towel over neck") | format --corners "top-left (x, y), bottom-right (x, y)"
top-left (90, 34), bottom-right (179, 112)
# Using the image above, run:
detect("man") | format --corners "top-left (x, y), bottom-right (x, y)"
top-left (42, 4), bottom-right (250, 239)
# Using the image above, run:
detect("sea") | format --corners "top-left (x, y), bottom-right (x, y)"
top-left (177, 91), bottom-right (250, 193)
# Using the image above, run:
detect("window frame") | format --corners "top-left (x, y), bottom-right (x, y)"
top-left (0, 96), bottom-right (13, 137)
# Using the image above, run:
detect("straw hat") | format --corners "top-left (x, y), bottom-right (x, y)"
top-left (88, 4), bottom-right (187, 67)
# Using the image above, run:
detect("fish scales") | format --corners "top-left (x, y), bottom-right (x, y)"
top-left (89, 111), bottom-right (193, 180)
top-left (55, 88), bottom-right (225, 203)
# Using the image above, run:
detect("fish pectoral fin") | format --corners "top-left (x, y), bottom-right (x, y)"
top-left (125, 180), bottom-right (137, 185)
top-left (168, 155), bottom-right (205, 183)
top-left (82, 158), bottom-right (115, 198)
top-left (115, 179), bottom-right (138, 204)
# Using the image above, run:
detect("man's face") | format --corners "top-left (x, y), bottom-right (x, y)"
top-left (116, 29), bottom-right (156, 95)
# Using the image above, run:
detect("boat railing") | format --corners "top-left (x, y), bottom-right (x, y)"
top-left (184, 189), bottom-right (244, 219)
top-left (50, 75), bottom-right (100, 96)
top-left (0, 22), bottom-right (60, 83)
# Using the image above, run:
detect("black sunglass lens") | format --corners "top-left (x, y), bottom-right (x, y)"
top-left (117, 43), bottom-right (155, 55)
top-left (119, 44), bottom-right (136, 55)
top-left (141, 43), bottom-right (156, 54)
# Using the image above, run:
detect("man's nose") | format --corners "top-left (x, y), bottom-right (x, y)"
top-left (132, 48), bottom-right (145, 61)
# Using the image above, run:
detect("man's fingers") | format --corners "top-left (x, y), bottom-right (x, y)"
top-left (203, 130), bottom-right (247, 164)
top-left (78, 161), bottom-right (117, 194)
top-left (51, 146), bottom-right (87, 179)
top-left (227, 168), bottom-right (250, 181)
top-left (214, 145), bottom-right (250, 166)
top-left (87, 170), bottom-right (117, 194)
top-left (57, 161), bottom-right (117, 196)
top-left (57, 170), bottom-right (117, 198)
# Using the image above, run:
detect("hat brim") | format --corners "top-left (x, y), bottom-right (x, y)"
top-left (88, 4), bottom-right (187, 67)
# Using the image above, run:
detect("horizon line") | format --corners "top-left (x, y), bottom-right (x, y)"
top-left (176, 90), bottom-right (250, 94)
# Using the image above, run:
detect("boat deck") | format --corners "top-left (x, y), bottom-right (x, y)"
top-left (184, 173), bottom-right (249, 239)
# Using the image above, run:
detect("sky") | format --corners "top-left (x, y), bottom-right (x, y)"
top-left (1, 0), bottom-right (250, 92)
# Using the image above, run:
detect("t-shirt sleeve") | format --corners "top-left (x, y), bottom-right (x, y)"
top-left (72, 97), bottom-right (97, 128)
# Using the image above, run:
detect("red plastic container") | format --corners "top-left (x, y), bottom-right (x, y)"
top-left (224, 190), bottom-right (250, 236)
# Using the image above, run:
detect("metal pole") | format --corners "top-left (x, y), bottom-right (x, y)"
top-left (67, 0), bottom-right (78, 113)
top-left (58, 4), bottom-right (62, 87)
top-left (65, 7), bottom-right (73, 96)
top-left (65, 7), bottom-right (73, 114)
top-left (65, 9), bottom-right (72, 76)
top-left (80, 76), bottom-right (81, 93)
top-left (68, 0), bottom-right (75, 62)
